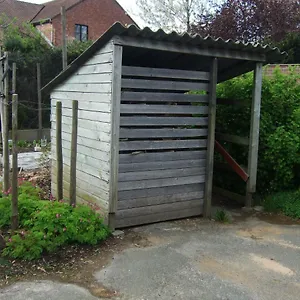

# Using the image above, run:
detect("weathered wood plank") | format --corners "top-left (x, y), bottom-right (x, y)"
top-left (119, 139), bottom-right (207, 151)
top-left (116, 207), bottom-right (203, 228)
top-left (118, 175), bottom-right (205, 191)
top-left (109, 44), bottom-right (123, 228)
top-left (215, 133), bottom-right (249, 146)
top-left (55, 83), bottom-right (112, 93)
top-left (65, 73), bottom-right (112, 84)
top-left (119, 167), bottom-right (206, 182)
top-left (51, 99), bottom-right (111, 112)
top-left (52, 121), bottom-right (111, 142)
top-left (120, 116), bottom-right (208, 126)
top-left (52, 107), bottom-right (111, 123)
top-left (116, 199), bottom-right (203, 219)
top-left (246, 62), bottom-right (263, 207)
top-left (121, 92), bottom-right (209, 103)
top-left (118, 191), bottom-right (204, 209)
top-left (76, 63), bottom-right (112, 75)
top-left (119, 159), bottom-right (206, 172)
top-left (204, 58), bottom-right (218, 218)
top-left (213, 187), bottom-right (245, 204)
top-left (84, 52), bottom-right (113, 66)
top-left (119, 150), bottom-right (207, 164)
top-left (122, 66), bottom-right (209, 81)
top-left (51, 91), bottom-right (111, 102)
top-left (121, 104), bottom-right (208, 115)
top-left (120, 128), bottom-right (208, 139)
top-left (122, 79), bottom-right (209, 91)
top-left (119, 183), bottom-right (204, 200)
top-left (52, 140), bottom-right (110, 162)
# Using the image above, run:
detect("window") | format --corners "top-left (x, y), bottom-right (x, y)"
top-left (75, 24), bottom-right (88, 42)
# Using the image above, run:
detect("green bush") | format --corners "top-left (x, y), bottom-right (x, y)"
top-left (0, 182), bottom-right (110, 260)
top-left (264, 190), bottom-right (300, 219)
top-left (215, 68), bottom-right (300, 194)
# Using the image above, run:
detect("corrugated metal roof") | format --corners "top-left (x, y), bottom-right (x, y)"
top-left (42, 22), bottom-right (285, 93)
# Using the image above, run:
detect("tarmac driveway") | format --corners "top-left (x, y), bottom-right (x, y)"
top-left (1, 212), bottom-right (300, 299)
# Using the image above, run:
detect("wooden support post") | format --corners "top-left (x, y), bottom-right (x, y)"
top-left (203, 58), bottom-right (218, 218)
top-left (11, 94), bottom-right (18, 230)
top-left (69, 100), bottom-right (78, 207)
top-left (0, 49), bottom-right (4, 183)
top-left (12, 63), bottom-right (16, 93)
top-left (61, 6), bottom-right (67, 70)
top-left (56, 101), bottom-right (63, 200)
top-left (108, 44), bottom-right (123, 230)
top-left (2, 52), bottom-right (9, 193)
top-left (37, 63), bottom-right (42, 140)
top-left (246, 63), bottom-right (263, 207)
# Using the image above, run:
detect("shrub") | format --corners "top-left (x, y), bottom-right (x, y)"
top-left (214, 67), bottom-right (300, 194)
top-left (264, 190), bottom-right (300, 219)
top-left (214, 210), bottom-right (230, 223)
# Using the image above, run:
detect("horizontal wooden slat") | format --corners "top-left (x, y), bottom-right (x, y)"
top-left (122, 79), bottom-right (209, 91)
top-left (53, 83), bottom-right (112, 93)
top-left (121, 104), bottom-right (208, 115)
top-left (215, 133), bottom-right (249, 146)
top-left (121, 92), bottom-right (209, 103)
top-left (122, 66), bottom-right (209, 81)
top-left (119, 139), bottom-right (207, 151)
top-left (118, 191), bottom-right (204, 209)
top-left (51, 91), bottom-right (111, 102)
top-left (76, 63), bottom-right (112, 75)
top-left (119, 150), bottom-right (207, 163)
top-left (65, 73), bottom-right (112, 84)
top-left (119, 159), bottom-right (206, 172)
top-left (51, 99), bottom-right (110, 112)
top-left (116, 199), bottom-right (203, 219)
top-left (84, 52), bottom-right (113, 66)
top-left (120, 116), bottom-right (208, 126)
top-left (119, 183), bottom-right (204, 200)
top-left (119, 175), bottom-right (205, 191)
top-left (213, 187), bottom-right (245, 204)
top-left (119, 167), bottom-right (205, 182)
top-left (120, 128), bottom-right (207, 139)
top-left (116, 206), bottom-right (203, 228)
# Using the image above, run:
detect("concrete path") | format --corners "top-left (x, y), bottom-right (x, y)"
top-left (1, 214), bottom-right (300, 299)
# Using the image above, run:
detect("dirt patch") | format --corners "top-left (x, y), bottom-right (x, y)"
top-left (0, 229), bottom-right (152, 298)
top-left (237, 223), bottom-right (284, 240)
top-left (258, 213), bottom-right (300, 225)
top-left (250, 254), bottom-right (295, 276)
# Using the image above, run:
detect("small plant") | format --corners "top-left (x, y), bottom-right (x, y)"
top-left (214, 209), bottom-right (230, 223)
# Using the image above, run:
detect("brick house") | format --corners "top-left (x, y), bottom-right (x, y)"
top-left (0, 0), bottom-right (136, 46)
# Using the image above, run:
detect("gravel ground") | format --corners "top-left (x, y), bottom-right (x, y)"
top-left (1, 212), bottom-right (300, 300)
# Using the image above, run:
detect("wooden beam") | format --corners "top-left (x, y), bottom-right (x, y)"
top-left (246, 62), bottom-right (263, 207)
top-left (37, 63), bottom-right (43, 140)
top-left (203, 58), bottom-right (218, 218)
top-left (213, 187), bottom-right (245, 204)
top-left (215, 141), bottom-right (249, 182)
top-left (114, 36), bottom-right (266, 62)
top-left (108, 44), bottom-right (123, 230)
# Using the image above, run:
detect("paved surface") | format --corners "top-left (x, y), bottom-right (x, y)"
top-left (1, 214), bottom-right (300, 299)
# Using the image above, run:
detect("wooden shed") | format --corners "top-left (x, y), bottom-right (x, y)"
top-left (43, 23), bottom-right (283, 229)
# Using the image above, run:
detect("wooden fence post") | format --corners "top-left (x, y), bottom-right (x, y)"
top-left (11, 94), bottom-right (18, 230)
top-left (69, 100), bottom-right (78, 207)
top-left (37, 63), bottom-right (42, 140)
top-left (61, 6), bottom-right (67, 70)
top-left (56, 101), bottom-right (63, 200)
top-left (12, 63), bottom-right (16, 93)
top-left (203, 58), bottom-right (218, 218)
top-left (2, 52), bottom-right (9, 193)
top-left (246, 62), bottom-right (263, 207)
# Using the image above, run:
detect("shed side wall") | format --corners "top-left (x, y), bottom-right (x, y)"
top-left (50, 41), bottom-right (113, 218)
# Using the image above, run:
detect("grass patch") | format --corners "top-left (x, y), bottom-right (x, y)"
top-left (263, 190), bottom-right (300, 219)
top-left (214, 209), bottom-right (230, 223)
